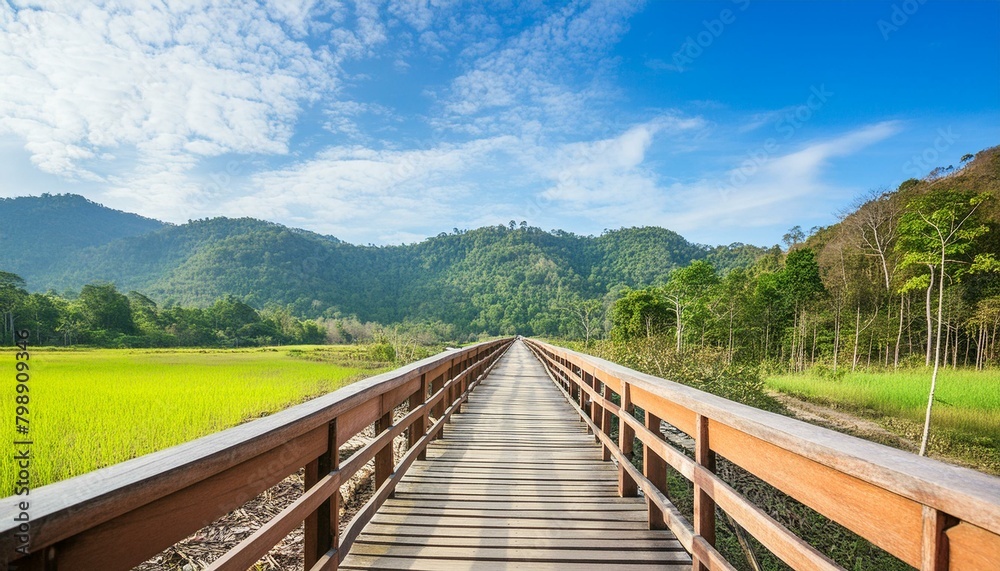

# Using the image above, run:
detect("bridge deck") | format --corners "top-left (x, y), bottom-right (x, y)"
top-left (339, 340), bottom-right (690, 570)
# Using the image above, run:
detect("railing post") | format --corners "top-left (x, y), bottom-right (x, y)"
top-left (430, 370), bottom-right (445, 439)
top-left (600, 380), bottom-right (613, 461)
top-left (409, 373), bottom-right (428, 461)
top-left (644, 411), bottom-right (668, 530)
top-left (694, 414), bottom-right (717, 571)
top-left (305, 419), bottom-right (338, 570)
top-left (375, 410), bottom-right (393, 497)
top-left (618, 383), bottom-right (638, 498)
top-left (921, 506), bottom-right (956, 571)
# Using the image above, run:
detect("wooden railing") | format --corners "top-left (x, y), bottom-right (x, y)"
top-left (523, 339), bottom-right (1000, 571)
top-left (0, 338), bottom-right (514, 571)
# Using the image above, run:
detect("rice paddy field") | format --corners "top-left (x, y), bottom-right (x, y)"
top-left (1, 346), bottom-right (388, 494)
top-left (767, 368), bottom-right (1000, 471)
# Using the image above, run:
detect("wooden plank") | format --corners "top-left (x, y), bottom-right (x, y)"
top-left (355, 534), bottom-right (683, 549)
top-left (381, 500), bottom-right (647, 511)
top-left (358, 524), bottom-right (680, 540)
top-left (375, 507), bottom-right (649, 522)
top-left (339, 556), bottom-right (690, 571)
top-left (945, 521), bottom-right (1000, 571)
top-left (345, 542), bottom-right (692, 562)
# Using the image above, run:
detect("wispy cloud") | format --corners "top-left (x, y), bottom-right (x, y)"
top-left (523, 121), bottom-right (902, 244)
top-left (226, 136), bottom-right (522, 243)
top-left (0, 1), bottom-right (335, 216)
top-left (437, 0), bottom-right (644, 136)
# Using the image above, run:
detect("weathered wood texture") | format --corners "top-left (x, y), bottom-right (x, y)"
top-left (524, 338), bottom-right (1000, 571)
top-left (339, 341), bottom-right (690, 570)
top-left (0, 338), bottom-right (514, 571)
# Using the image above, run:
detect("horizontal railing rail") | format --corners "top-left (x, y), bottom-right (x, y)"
top-left (524, 338), bottom-right (1000, 571)
top-left (1, 337), bottom-right (515, 571)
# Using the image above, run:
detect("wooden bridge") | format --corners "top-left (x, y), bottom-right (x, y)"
top-left (2, 338), bottom-right (999, 570)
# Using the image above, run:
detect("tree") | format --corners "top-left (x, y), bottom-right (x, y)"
top-left (896, 190), bottom-right (992, 455)
top-left (782, 226), bottom-right (805, 249)
top-left (562, 297), bottom-right (604, 347)
top-left (128, 291), bottom-right (161, 334)
top-left (209, 295), bottom-right (262, 345)
top-left (610, 288), bottom-right (673, 341)
top-left (78, 283), bottom-right (137, 336)
top-left (847, 189), bottom-right (900, 292)
top-left (714, 268), bottom-right (752, 363)
top-left (662, 261), bottom-right (719, 352)
top-left (0, 272), bottom-right (28, 344)
top-left (22, 293), bottom-right (63, 345)
top-left (779, 249), bottom-right (825, 371)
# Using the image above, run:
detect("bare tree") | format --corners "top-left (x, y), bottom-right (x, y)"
top-left (846, 189), bottom-right (900, 293)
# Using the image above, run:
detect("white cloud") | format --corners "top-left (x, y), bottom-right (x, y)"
top-left (659, 122), bottom-right (904, 236)
top-left (528, 121), bottom-right (903, 243)
top-left (226, 136), bottom-right (522, 243)
top-left (535, 115), bottom-right (704, 207)
top-left (0, 0), bottom-right (334, 215)
top-left (439, 0), bottom-right (643, 136)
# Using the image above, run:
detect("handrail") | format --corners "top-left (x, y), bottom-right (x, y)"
top-left (0, 337), bottom-right (515, 570)
top-left (523, 338), bottom-right (1000, 571)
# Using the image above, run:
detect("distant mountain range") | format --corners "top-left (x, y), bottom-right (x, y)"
top-left (0, 193), bottom-right (770, 332)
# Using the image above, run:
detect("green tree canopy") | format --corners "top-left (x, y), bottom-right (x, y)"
top-left (610, 287), bottom-right (673, 341)
top-left (78, 283), bottom-right (136, 335)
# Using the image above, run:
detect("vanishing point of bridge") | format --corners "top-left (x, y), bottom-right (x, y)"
top-left (339, 342), bottom-right (689, 569)
top-left (2, 338), bottom-right (999, 570)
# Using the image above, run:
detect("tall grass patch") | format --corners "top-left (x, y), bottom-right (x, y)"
top-left (1, 347), bottom-right (381, 493)
top-left (767, 369), bottom-right (1000, 450)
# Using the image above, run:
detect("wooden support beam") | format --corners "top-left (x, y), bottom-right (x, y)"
top-left (304, 420), bottom-right (338, 569)
top-left (374, 411), bottom-right (394, 495)
top-left (694, 414), bottom-right (717, 571)
top-left (600, 381), bottom-right (614, 462)
top-left (644, 411), bottom-right (668, 530)
top-left (921, 506), bottom-right (955, 571)
top-left (619, 383), bottom-right (638, 498)
top-left (408, 374), bottom-right (427, 461)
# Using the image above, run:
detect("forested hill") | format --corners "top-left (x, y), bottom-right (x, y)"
top-left (0, 196), bottom-right (769, 334)
top-left (0, 194), bottom-right (165, 280)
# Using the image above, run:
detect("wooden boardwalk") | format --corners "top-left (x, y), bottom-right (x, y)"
top-left (340, 340), bottom-right (690, 570)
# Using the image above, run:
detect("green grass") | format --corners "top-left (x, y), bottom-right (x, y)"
top-left (766, 368), bottom-right (1000, 470)
top-left (1, 346), bottom-right (385, 493)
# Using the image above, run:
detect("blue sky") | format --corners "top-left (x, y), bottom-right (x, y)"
top-left (1, 1), bottom-right (997, 247)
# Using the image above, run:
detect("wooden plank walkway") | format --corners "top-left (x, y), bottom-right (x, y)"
top-left (339, 340), bottom-right (690, 570)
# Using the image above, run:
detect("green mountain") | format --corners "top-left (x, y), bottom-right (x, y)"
top-left (0, 193), bottom-right (165, 284)
top-left (0, 195), bottom-right (769, 335)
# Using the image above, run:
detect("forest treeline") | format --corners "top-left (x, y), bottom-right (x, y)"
top-left (2, 147), bottom-right (998, 357)
top-left (598, 149), bottom-right (1000, 374)
top-left (0, 277), bottom-right (327, 348)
